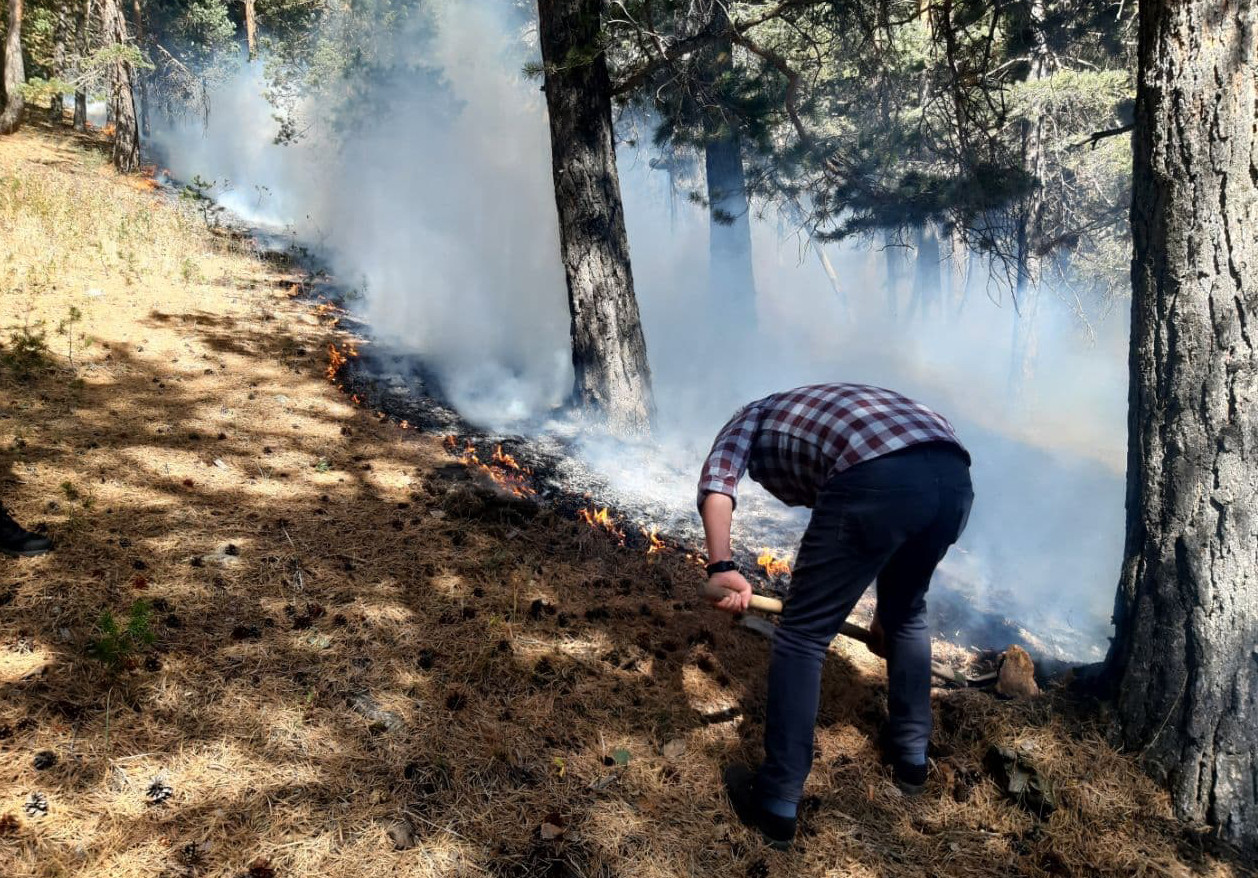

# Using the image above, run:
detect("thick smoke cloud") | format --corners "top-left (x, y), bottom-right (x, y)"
top-left (151, 2), bottom-right (572, 423)
top-left (149, 2), bottom-right (1128, 659)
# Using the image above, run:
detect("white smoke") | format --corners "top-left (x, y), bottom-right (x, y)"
top-left (150, 2), bottom-right (572, 422)
top-left (148, 2), bottom-right (1127, 659)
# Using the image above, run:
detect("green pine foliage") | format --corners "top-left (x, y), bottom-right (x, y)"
top-left (11, 0), bottom-right (1134, 300)
top-left (90, 601), bottom-right (157, 670)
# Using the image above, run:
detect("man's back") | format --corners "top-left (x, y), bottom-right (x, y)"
top-left (698, 383), bottom-right (967, 508)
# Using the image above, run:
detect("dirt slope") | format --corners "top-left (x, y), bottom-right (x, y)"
top-left (0, 120), bottom-right (1250, 878)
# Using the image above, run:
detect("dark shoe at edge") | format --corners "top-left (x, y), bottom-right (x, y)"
top-left (723, 764), bottom-right (796, 850)
top-left (892, 759), bottom-right (928, 797)
top-left (877, 727), bottom-right (929, 796)
top-left (0, 511), bottom-right (53, 558)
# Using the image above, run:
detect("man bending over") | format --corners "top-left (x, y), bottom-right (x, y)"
top-left (698, 383), bottom-right (972, 849)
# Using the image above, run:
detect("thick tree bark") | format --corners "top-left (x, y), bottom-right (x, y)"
top-left (0, 0), bottom-right (24, 135)
top-left (73, 0), bottom-right (94, 131)
top-left (244, 0), bottom-right (257, 61)
top-left (131, 0), bottom-right (147, 135)
top-left (49, 5), bottom-right (67, 123)
top-left (100, 0), bottom-right (139, 172)
top-left (537, 0), bottom-right (654, 434)
top-left (1107, 0), bottom-right (1258, 852)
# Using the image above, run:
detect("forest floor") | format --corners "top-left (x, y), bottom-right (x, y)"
top-left (0, 118), bottom-right (1253, 878)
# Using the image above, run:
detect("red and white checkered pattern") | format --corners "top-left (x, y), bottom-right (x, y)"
top-left (697, 384), bottom-right (967, 509)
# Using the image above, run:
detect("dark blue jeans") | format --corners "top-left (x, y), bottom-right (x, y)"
top-left (755, 442), bottom-right (973, 804)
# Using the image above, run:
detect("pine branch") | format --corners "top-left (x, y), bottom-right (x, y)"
top-left (609, 0), bottom-right (824, 98)
top-left (1068, 123), bottom-right (1134, 150)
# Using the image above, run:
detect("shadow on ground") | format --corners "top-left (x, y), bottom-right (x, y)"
top-left (0, 175), bottom-right (1250, 878)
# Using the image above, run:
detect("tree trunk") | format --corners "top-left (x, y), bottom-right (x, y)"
top-left (705, 126), bottom-right (757, 332)
top-left (49, 5), bottom-right (67, 123)
top-left (907, 223), bottom-right (940, 321)
top-left (244, 0), bottom-right (257, 61)
top-left (131, 0), bottom-right (147, 135)
top-left (101, 0), bottom-right (139, 172)
top-left (698, 5), bottom-right (756, 334)
top-left (1107, 0), bottom-right (1258, 852)
top-left (814, 239), bottom-right (846, 313)
top-left (1009, 0), bottom-right (1051, 399)
top-left (0, 0), bottom-right (24, 135)
top-left (883, 229), bottom-right (903, 320)
top-left (676, 1), bottom-right (757, 331)
top-left (1008, 271), bottom-right (1040, 397)
top-left (73, 0), bottom-right (94, 131)
top-left (945, 224), bottom-right (969, 318)
top-left (536, 0), bottom-right (654, 434)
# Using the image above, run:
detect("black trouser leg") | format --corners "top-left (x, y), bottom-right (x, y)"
top-left (754, 445), bottom-right (972, 804)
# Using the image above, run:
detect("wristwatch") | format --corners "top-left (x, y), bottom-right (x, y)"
top-left (705, 559), bottom-right (738, 577)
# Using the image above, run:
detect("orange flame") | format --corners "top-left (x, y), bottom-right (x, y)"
top-left (326, 342), bottom-right (358, 382)
top-left (326, 344), bottom-right (347, 381)
top-left (446, 437), bottom-right (536, 498)
top-left (492, 445), bottom-right (525, 471)
top-left (643, 526), bottom-right (666, 555)
top-left (579, 506), bottom-right (625, 544)
top-left (757, 551), bottom-right (792, 577)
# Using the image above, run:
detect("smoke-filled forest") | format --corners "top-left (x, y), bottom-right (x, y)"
top-left (1, 0), bottom-right (1255, 875)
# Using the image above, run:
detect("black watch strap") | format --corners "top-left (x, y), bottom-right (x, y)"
top-left (705, 559), bottom-right (738, 577)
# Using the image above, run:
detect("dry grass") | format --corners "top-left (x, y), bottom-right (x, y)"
top-left (0, 119), bottom-right (1253, 878)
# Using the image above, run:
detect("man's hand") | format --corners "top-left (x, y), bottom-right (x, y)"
top-left (706, 569), bottom-right (753, 614)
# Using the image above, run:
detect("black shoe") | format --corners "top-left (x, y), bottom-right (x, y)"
top-left (877, 728), bottom-right (929, 796)
top-left (0, 509), bottom-right (53, 557)
top-left (892, 759), bottom-right (928, 796)
top-left (723, 764), bottom-right (796, 850)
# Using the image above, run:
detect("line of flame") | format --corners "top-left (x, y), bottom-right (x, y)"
top-left (446, 436), bottom-right (537, 498)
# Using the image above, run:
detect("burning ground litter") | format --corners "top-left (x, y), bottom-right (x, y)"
top-left (328, 340), bottom-right (1075, 667)
top-left (0, 123), bottom-right (1253, 878)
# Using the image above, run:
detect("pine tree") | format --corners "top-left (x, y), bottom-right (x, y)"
top-left (1108, 0), bottom-right (1258, 851)
top-left (0, 0), bottom-right (25, 134)
top-left (537, 0), bottom-right (655, 434)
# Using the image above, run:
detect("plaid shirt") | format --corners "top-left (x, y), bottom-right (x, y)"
top-left (698, 384), bottom-right (968, 509)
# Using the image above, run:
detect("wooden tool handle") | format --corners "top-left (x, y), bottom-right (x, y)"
top-left (701, 581), bottom-right (968, 686)
top-left (748, 593), bottom-right (784, 614)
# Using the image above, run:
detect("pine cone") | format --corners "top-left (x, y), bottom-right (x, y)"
top-left (23, 792), bottom-right (48, 818)
top-left (146, 778), bottom-right (174, 805)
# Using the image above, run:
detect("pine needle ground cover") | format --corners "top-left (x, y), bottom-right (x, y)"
top-left (0, 121), bottom-right (1250, 878)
